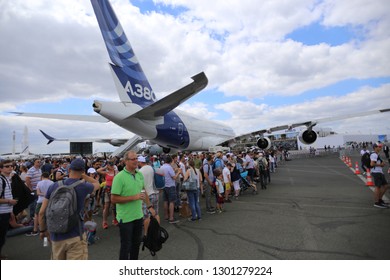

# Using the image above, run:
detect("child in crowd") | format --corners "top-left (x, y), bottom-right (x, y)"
top-left (214, 170), bottom-right (225, 213)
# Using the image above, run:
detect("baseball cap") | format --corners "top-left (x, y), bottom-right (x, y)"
top-left (373, 142), bottom-right (383, 148)
top-left (87, 167), bottom-right (97, 174)
top-left (137, 156), bottom-right (146, 163)
top-left (70, 158), bottom-right (85, 171)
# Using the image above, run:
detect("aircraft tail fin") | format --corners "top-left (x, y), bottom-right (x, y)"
top-left (91, 0), bottom-right (155, 107)
top-left (39, 130), bottom-right (55, 145)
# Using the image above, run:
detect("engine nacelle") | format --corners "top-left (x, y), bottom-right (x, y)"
top-left (256, 137), bottom-right (271, 150)
top-left (298, 130), bottom-right (317, 145)
top-left (109, 139), bottom-right (127, 146)
top-left (162, 147), bottom-right (171, 154)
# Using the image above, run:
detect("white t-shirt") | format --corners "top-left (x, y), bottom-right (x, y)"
top-left (36, 179), bottom-right (53, 203)
top-left (139, 165), bottom-right (158, 195)
top-left (222, 166), bottom-right (231, 183)
top-left (370, 152), bottom-right (383, 174)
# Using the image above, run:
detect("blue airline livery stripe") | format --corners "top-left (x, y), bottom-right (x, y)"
top-left (92, 0), bottom-right (190, 149)
top-left (92, 0), bottom-right (148, 81)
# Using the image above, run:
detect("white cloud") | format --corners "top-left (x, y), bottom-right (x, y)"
top-left (0, 0), bottom-right (389, 154)
top-left (215, 84), bottom-right (390, 136)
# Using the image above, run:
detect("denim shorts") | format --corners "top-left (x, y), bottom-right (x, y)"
top-left (163, 186), bottom-right (177, 203)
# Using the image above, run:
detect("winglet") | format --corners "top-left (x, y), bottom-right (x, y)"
top-left (39, 130), bottom-right (55, 145)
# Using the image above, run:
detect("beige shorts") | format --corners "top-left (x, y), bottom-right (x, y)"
top-left (51, 234), bottom-right (88, 260)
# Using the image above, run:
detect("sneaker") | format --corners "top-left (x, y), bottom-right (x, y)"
top-left (379, 199), bottom-right (389, 206)
top-left (187, 218), bottom-right (197, 222)
top-left (25, 231), bottom-right (39, 237)
top-left (169, 219), bottom-right (179, 224)
top-left (206, 209), bottom-right (216, 214)
top-left (374, 202), bottom-right (388, 209)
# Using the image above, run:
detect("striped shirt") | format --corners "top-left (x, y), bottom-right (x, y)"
top-left (26, 166), bottom-right (42, 191)
top-left (0, 175), bottom-right (13, 214)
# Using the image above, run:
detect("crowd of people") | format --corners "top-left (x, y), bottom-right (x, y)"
top-left (0, 148), bottom-right (282, 260)
top-left (2, 143), bottom-right (388, 260)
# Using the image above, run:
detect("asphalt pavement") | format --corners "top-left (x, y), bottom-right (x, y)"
top-left (3, 150), bottom-right (390, 260)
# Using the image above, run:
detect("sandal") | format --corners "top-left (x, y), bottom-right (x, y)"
top-left (112, 219), bottom-right (118, 226)
top-left (102, 222), bottom-right (108, 229)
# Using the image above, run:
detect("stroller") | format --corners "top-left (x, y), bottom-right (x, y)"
top-left (239, 171), bottom-right (257, 195)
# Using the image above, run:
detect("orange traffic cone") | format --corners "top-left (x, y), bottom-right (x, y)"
top-left (366, 169), bottom-right (374, 186)
top-left (354, 162), bottom-right (361, 175)
top-left (348, 158), bottom-right (352, 168)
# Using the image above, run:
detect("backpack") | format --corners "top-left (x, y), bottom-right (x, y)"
top-left (153, 168), bottom-right (165, 189)
top-left (0, 175), bottom-right (9, 200)
top-left (361, 152), bottom-right (371, 168)
top-left (142, 215), bottom-right (169, 256)
top-left (84, 220), bottom-right (97, 245)
top-left (46, 180), bottom-right (83, 234)
top-left (257, 158), bottom-right (266, 172)
top-left (212, 158), bottom-right (222, 170)
top-left (11, 174), bottom-right (37, 215)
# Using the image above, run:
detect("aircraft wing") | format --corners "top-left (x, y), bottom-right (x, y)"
top-left (128, 72), bottom-right (208, 120)
top-left (40, 130), bottom-right (128, 147)
top-left (226, 108), bottom-right (390, 143)
top-left (10, 112), bottom-right (109, 123)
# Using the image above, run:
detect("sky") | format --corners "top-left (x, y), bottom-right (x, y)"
top-left (0, 0), bottom-right (389, 155)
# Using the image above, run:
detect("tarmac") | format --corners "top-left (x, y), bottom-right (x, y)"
top-left (3, 150), bottom-right (390, 260)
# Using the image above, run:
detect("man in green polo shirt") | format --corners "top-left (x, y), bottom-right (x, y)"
top-left (111, 150), bottom-right (155, 260)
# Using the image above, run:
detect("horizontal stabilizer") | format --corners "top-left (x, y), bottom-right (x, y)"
top-left (10, 112), bottom-right (109, 123)
top-left (39, 129), bottom-right (129, 147)
top-left (128, 72), bottom-right (208, 120)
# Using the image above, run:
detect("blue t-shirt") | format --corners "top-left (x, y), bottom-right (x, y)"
top-left (45, 178), bottom-right (94, 241)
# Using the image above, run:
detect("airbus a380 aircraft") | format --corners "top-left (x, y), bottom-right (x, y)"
top-left (13, 0), bottom-right (390, 155)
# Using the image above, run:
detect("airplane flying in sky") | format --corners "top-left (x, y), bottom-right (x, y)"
top-left (12, 0), bottom-right (390, 156)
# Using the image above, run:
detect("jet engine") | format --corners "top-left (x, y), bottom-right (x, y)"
top-left (256, 137), bottom-right (271, 150)
top-left (162, 147), bottom-right (171, 154)
top-left (109, 139), bottom-right (127, 146)
top-left (298, 130), bottom-right (317, 145)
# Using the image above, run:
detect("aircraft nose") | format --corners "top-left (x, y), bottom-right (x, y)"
top-left (93, 101), bottom-right (101, 113)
